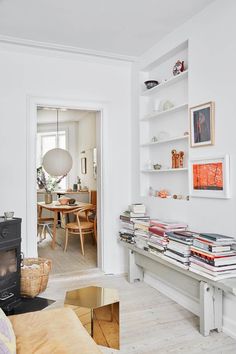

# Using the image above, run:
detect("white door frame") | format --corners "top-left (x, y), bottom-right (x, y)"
top-left (26, 95), bottom-right (107, 271)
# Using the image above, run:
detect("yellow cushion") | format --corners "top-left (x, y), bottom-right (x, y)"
top-left (9, 307), bottom-right (102, 354)
top-left (0, 308), bottom-right (16, 354)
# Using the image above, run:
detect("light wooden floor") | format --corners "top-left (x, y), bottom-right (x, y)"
top-left (42, 273), bottom-right (236, 354)
top-left (38, 228), bottom-right (97, 275)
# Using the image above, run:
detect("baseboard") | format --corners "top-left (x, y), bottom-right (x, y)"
top-left (144, 271), bottom-right (199, 316)
top-left (223, 316), bottom-right (236, 339)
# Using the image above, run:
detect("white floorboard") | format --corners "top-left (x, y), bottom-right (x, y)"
top-left (41, 274), bottom-right (236, 354)
top-left (38, 228), bottom-right (97, 275)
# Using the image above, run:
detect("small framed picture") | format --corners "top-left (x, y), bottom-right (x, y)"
top-left (81, 157), bottom-right (87, 174)
top-left (189, 155), bottom-right (230, 199)
top-left (190, 101), bottom-right (215, 147)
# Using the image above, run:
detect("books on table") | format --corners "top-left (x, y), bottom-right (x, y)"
top-left (163, 231), bottom-right (195, 268)
top-left (189, 233), bottom-right (236, 280)
top-left (148, 219), bottom-right (188, 256)
top-left (119, 211), bottom-right (236, 281)
top-left (119, 207), bottom-right (150, 247)
top-left (128, 203), bottom-right (146, 214)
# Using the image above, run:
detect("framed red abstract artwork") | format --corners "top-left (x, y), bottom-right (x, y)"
top-left (189, 155), bottom-right (230, 198)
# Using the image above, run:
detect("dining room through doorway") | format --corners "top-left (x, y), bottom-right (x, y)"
top-left (36, 106), bottom-right (98, 276)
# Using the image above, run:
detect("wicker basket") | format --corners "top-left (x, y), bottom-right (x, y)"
top-left (20, 258), bottom-right (52, 298)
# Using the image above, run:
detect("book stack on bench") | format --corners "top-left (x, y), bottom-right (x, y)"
top-left (164, 230), bottom-right (196, 269)
top-left (147, 220), bottom-right (188, 257)
top-left (119, 204), bottom-right (150, 246)
top-left (190, 233), bottom-right (236, 280)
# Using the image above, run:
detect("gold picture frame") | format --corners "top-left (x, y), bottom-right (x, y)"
top-left (189, 101), bottom-right (215, 147)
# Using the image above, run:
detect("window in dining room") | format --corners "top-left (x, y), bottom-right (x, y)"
top-left (37, 130), bottom-right (67, 190)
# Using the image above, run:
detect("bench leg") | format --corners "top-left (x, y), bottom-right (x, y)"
top-left (199, 281), bottom-right (223, 336)
top-left (128, 250), bottom-right (144, 283)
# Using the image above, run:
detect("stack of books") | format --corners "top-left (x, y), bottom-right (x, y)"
top-left (134, 219), bottom-right (150, 249)
top-left (190, 233), bottom-right (236, 280)
top-left (119, 206), bottom-right (150, 246)
top-left (119, 214), bottom-right (135, 244)
top-left (164, 231), bottom-right (196, 269)
top-left (147, 219), bottom-right (188, 256)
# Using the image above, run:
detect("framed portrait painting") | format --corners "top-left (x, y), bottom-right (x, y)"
top-left (189, 155), bottom-right (230, 199)
top-left (190, 101), bottom-right (215, 147)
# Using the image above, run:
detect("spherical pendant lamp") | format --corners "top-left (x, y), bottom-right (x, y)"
top-left (42, 109), bottom-right (73, 176)
top-left (42, 148), bottom-right (72, 176)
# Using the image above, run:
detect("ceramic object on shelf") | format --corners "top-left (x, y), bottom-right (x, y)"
top-left (162, 100), bottom-right (174, 111)
top-left (171, 150), bottom-right (184, 168)
top-left (173, 60), bottom-right (185, 76)
top-left (158, 190), bottom-right (170, 198)
top-left (153, 163), bottom-right (162, 170)
top-left (151, 136), bottom-right (158, 142)
top-left (144, 80), bottom-right (159, 90)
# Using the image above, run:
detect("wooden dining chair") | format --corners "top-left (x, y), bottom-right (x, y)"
top-left (63, 206), bottom-right (97, 255)
top-left (37, 205), bottom-right (54, 243)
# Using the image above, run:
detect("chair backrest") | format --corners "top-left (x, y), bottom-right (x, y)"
top-left (74, 205), bottom-right (96, 227)
top-left (90, 190), bottom-right (97, 206)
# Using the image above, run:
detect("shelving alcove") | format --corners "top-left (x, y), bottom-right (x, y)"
top-left (139, 41), bottom-right (189, 201)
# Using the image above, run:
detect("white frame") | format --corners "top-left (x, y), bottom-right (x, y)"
top-left (26, 96), bottom-right (107, 271)
top-left (189, 155), bottom-right (230, 199)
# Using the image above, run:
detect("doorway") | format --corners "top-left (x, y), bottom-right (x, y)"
top-left (26, 97), bottom-right (105, 275)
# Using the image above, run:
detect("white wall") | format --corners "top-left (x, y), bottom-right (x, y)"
top-left (77, 113), bottom-right (97, 190)
top-left (132, 0), bottom-right (236, 338)
top-left (0, 44), bottom-right (132, 273)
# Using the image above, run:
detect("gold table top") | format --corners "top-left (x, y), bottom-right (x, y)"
top-left (64, 286), bottom-right (119, 309)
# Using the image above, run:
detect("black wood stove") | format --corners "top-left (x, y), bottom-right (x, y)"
top-left (0, 217), bottom-right (22, 312)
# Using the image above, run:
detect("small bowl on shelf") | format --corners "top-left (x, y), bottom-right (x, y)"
top-left (153, 164), bottom-right (162, 170)
top-left (144, 80), bottom-right (159, 90)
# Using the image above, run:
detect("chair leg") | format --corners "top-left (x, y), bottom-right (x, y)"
top-left (39, 225), bottom-right (43, 242)
top-left (79, 230), bottom-right (85, 256)
top-left (43, 225), bottom-right (47, 240)
top-left (64, 228), bottom-right (69, 252)
top-left (46, 225), bottom-right (53, 239)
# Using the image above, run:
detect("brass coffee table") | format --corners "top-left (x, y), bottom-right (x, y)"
top-left (64, 286), bottom-right (119, 349)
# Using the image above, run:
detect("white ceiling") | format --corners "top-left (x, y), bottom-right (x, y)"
top-left (0, 0), bottom-right (214, 58)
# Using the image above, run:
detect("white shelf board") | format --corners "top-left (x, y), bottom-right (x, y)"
top-left (141, 103), bottom-right (188, 121)
top-left (141, 70), bottom-right (188, 96)
top-left (141, 135), bottom-right (189, 147)
top-left (141, 168), bottom-right (188, 173)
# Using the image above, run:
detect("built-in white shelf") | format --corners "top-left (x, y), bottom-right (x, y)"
top-left (141, 135), bottom-right (189, 147)
top-left (142, 70), bottom-right (188, 96)
top-left (141, 168), bottom-right (188, 173)
top-left (141, 103), bottom-right (188, 121)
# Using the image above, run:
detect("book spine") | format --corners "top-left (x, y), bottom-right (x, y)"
top-left (191, 254), bottom-right (215, 266)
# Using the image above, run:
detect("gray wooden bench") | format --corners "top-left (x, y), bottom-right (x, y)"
top-left (120, 240), bottom-right (236, 336)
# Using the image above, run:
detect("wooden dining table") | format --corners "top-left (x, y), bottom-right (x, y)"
top-left (37, 201), bottom-right (92, 249)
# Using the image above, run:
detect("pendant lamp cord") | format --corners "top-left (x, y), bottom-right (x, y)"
top-left (56, 109), bottom-right (59, 148)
